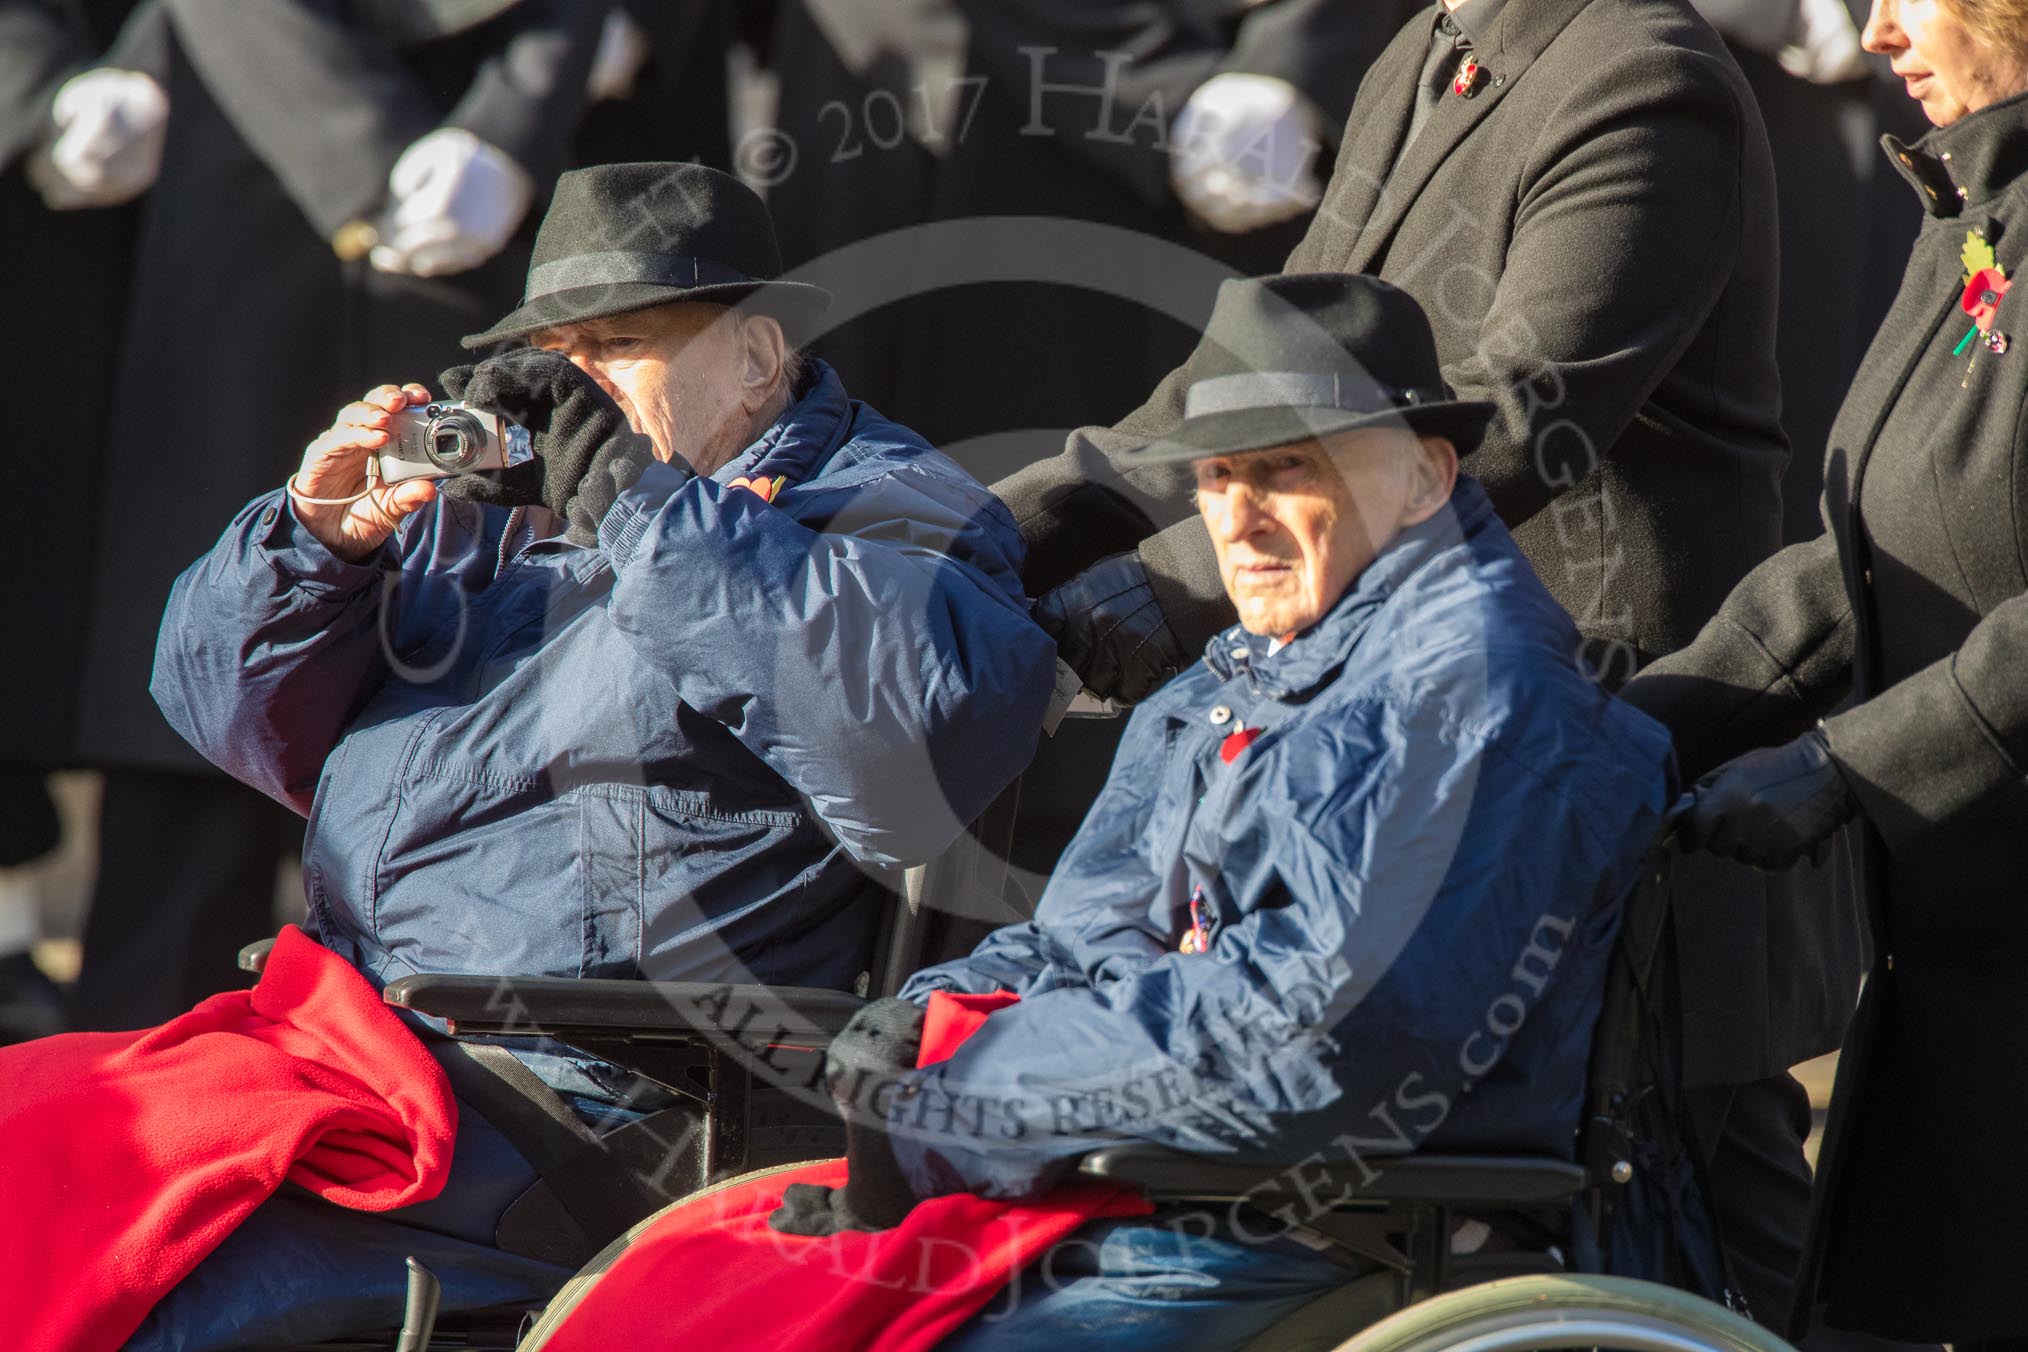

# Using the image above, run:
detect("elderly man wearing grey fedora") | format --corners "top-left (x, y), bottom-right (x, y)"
top-left (708, 273), bottom-right (1673, 1350)
top-left (120, 162), bottom-right (1055, 1347)
top-left (993, 0), bottom-right (1864, 1333)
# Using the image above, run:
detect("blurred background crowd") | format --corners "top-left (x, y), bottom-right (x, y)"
top-left (0, 0), bottom-right (1921, 1040)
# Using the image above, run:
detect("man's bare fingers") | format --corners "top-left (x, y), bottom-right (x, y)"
top-left (335, 400), bottom-right (396, 431)
top-left (400, 383), bottom-right (432, 404)
top-left (386, 477), bottom-right (437, 515)
top-left (363, 384), bottom-right (414, 411)
top-left (307, 426), bottom-right (389, 461)
top-left (349, 478), bottom-right (436, 541)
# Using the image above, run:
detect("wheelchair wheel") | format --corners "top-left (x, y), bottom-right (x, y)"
top-left (1326, 1274), bottom-right (1793, 1352)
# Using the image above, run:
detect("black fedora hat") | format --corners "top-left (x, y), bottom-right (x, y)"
top-left (462, 162), bottom-right (831, 349)
top-left (1134, 273), bottom-right (1494, 464)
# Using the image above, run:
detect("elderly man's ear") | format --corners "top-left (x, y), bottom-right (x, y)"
top-left (1401, 436), bottom-right (1460, 527)
top-left (737, 315), bottom-right (790, 415)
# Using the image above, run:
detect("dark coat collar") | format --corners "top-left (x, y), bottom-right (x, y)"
top-left (1345, 0), bottom-right (1593, 275)
top-left (1885, 88), bottom-right (2028, 217)
top-left (1200, 475), bottom-right (1497, 700)
top-left (1447, 0), bottom-right (1514, 52)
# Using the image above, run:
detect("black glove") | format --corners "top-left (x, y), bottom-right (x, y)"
top-left (769, 998), bottom-right (925, 1236)
top-left (1034, 552), bottom-right (1188, 704)
top-left (1678, 728), bottom-right (1859, 870)
top-left (436, 349), bottom-right (666, 547)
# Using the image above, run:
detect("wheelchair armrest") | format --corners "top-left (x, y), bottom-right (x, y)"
top-left (1076, 1147), bottom-right (1587, 1208)
top-left (381, 973), bottom-right (865, 1050)
top-left (238, 938), bottom-right (276, 974)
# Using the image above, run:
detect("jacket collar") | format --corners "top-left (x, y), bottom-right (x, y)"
top-left (1885, 88), bottom-right (2028, 217)
top-left (1447, 0), bottom-right (1513, 52)
top-left (1201, 475), bottom-right (1496, 700)
top-left (712, 360), bottom-right (856, 489)
top-left (1344, 0), bottom-right (1592, 275)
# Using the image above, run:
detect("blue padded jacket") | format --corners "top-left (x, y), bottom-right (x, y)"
top-left (893, 477), bottom-right (1675, 1200)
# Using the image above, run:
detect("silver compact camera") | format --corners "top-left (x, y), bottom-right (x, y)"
top-left (375, 402), bottom-right (534, 484)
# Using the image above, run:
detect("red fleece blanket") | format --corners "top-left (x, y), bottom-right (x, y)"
top-left (530, 992), bottom-right (1152, 1352)
top-left (0, 926), bottom-right (457, 1352)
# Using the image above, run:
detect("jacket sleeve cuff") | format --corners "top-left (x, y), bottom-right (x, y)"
top-left (596, 460), bottom-right (695, 571)
top-left (258, 492), bottom-right (394, 596)
top-left (1822, 654), bottom-right (2023, 854)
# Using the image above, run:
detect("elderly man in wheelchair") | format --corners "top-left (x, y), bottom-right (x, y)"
top-left (78, 163), bottom-right (1059, 1349)
top-left (474, 273), bottom-right (1706, 1352)
top-left (706, 273), bottom-right (1685, 1351)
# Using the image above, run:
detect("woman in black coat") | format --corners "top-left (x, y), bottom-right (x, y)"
top-left (1623, 0), bottom-right (2028, 1340)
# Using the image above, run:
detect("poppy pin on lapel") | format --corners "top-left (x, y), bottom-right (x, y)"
top-left (728, 474), bottom-right (788, 503)
top-left (1453, 55), bottom-right (1483, 97)
top-left (1956, 228), bottom-right (2011, 384)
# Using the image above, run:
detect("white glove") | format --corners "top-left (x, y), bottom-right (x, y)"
top-left (368, 127), bottom-right (534, 278)
top-left (26, 68), bottom-right (168, 210)
top-left (1691, 0), bottom-right (1867, 83)
top-left (586, 9), bottom-right (651, 103)
top-left (1779, 0), bottom-right (1870, 84)
top-left (1170, 73), bottom-right (1324, 234)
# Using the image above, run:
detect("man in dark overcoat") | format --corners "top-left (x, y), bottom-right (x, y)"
top-left (991, 0), bottom-right (1865, 1330)
top-left (60, 0), bottom-right (632, 1029)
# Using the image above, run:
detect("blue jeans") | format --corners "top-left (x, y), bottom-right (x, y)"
top-left (939, 1208), bottom-right (1353, 1352)
top-left (123, 1097), bottom-right (573, 1351)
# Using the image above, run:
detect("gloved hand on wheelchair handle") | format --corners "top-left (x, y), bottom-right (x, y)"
top-left (769, 998), bottom-right (927, 1236)
top-left (437, 348), bottom-right (664, 547)
top-left (1676, 727), bottom-right (1859, 870)
top-left (1034, 552), bottom-right (1189, 706)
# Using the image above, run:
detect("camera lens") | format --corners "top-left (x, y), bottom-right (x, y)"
top-left (424, 411), bottom-right (487, 471)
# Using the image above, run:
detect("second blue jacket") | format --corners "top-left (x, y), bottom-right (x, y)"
top-left (894, 479), bottom-right (1675, 1200)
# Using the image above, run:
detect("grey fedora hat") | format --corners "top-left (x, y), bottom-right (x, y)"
top-left (462, 162), bottom-right (831, 349)
top-left (1134, 273), bottom-right (1494, 464)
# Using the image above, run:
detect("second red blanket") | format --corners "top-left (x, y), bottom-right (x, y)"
top-left (527, 991), bottom-right (1151, 1352)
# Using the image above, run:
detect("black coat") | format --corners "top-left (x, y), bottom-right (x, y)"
top-left (999, 0), bottom-right (1789, 670)
top-left (68, 0), bottom-right (616, 771)
top-left (0, 0), bottom-right (142, 767)
top-left (1628, 95), bottom-right (2028, 1342)
top-left (997, 0), bottom-right (1861, 1087)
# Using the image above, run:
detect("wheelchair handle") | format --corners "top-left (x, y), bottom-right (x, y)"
top-left (394, 1257), bottom-right (441, 1352)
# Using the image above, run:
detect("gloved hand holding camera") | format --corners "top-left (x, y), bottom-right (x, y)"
top-left (769, 998), bottom-right (927, 1237)
top-left (437, 348), bottom-right (664, 546)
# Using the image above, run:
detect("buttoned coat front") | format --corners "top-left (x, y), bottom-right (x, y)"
top-left (1628, 94), bottom-right (2028, 1341)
